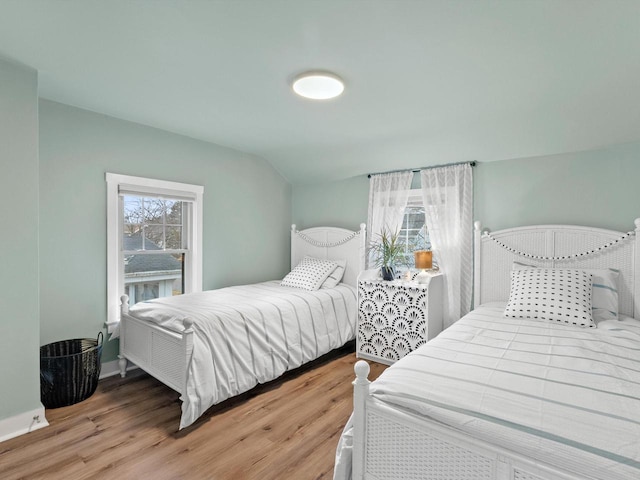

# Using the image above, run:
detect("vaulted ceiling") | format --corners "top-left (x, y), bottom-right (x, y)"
top-left (1, 1), bottom-right (639, 183)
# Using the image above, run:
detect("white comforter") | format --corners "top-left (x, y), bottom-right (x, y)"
top-left (129, 280), bottom-right (357, 428)
top-left (335, 302), bottom-right (640, 480)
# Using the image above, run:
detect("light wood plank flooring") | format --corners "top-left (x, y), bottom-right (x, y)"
top-left (0, 345), bottom-right (387, 480)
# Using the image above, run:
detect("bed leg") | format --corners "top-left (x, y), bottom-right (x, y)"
top-left (118, 355), bottom-right (127, 378)
top-left (181, 319), bottom-right (195, 396)
top-left (353, 360), bottom-right (371, 480)
top-left (634, 218), bottom-right (640, 317)
top-left (118, 294), bottom-right (130, 378)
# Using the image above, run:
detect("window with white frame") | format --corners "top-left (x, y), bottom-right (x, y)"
top-left (398, 190), bottom-right (431, 268)
top-left (106, 173), bottom-right (203, 332)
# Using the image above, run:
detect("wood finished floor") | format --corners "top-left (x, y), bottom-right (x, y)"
top-left (0, 345), bottom-right (387, 480)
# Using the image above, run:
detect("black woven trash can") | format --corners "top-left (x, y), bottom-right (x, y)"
top-left (40, 332), bottom-right (103, 408)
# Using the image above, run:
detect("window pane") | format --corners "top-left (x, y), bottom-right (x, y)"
top-left (144, 224), bottom-right (165, 249)
top-left (142, 198), bottom-right (167, 222)
top-left (124, 253), bottom-right (184, 306)
top-left (134, 283), bottom-right (159, 302)
top-left (165, 226), bottom-right (183, 249)
top-left (166, 200), bottom-right (182, 224)
top-left (122, 195), bottom-right (183, 251)
top-left (398, 204), bottom-right (431, 268)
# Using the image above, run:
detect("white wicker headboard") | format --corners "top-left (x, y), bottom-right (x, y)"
top-left (474, 219), bottom-right (640, 318)
top-left (291, 224), bottom-right (366, 288)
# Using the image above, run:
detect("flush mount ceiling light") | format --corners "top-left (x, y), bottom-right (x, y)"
top-left (292, 71), bottom-right (345, 100)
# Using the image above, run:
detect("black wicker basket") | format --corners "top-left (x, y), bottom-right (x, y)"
top-left (40, 332), bottom-right (103, 408)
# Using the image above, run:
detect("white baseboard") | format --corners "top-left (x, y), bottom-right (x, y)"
top-left (0, 405), bottom-right (49, 444)
top-left (99, 359), bottom-right (139, 380)
top-left (0, 359), bottom-right (138, 444)
top-left (0, 361), bottom-right (137, 444)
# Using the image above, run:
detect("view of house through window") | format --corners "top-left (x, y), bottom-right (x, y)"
top-left (122, 195), bottom-right (186, 305)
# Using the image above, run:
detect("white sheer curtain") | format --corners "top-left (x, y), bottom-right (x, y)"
top-left (367, 171), bottom-right (413, 268)
top-left (421, 163), bottom-right (473, 328)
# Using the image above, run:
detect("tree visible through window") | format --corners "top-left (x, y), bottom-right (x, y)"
top-left (123, 197), bottom-right (183, 249)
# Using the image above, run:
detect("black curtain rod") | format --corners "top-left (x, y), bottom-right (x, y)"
top-left (367, 160), bottom-right (476, 178)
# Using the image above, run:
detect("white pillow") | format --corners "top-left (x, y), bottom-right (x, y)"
top-left (505, 268), bottom-right (595, 328)
top-left (512, 261), bottom-right (619, 323)
top-left (281, 256), bottom-right (338, 291)
top-left (321, 259), bottom-right (346, 289)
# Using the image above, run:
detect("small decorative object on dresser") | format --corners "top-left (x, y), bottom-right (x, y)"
top-left (357, 269), bottom-right (443, 364)
top-left (413, 249), bottom-right (433, 284)
top-left (412, 226), bottom-right (433, 284)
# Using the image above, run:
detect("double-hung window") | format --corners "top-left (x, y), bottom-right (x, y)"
top-left (399, 190), bottom-right (431, 268)
top-left (106, 173), bottom-right (203, 333)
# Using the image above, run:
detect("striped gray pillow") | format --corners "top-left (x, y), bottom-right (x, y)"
top-left (321, 259), bottom-right (346, 289)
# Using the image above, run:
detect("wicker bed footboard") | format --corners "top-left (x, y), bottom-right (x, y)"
top-left (352, 361), bottom-right (591, 480)
top-left (118, 295), bottom-right (194, 396)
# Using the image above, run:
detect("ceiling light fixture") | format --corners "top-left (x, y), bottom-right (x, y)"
top-left (292, 71), bottom-right (345, 100)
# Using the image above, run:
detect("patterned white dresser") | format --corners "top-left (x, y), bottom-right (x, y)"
top-left (357, 269), bottom-right (443, 365)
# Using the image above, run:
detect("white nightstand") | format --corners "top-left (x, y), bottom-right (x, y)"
top-left (356, 269), bottom-right (443, 365)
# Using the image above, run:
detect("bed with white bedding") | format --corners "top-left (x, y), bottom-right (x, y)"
top-left (336, 219), bottom-right (640, 480)
top-left (117, 224), bottom-right (366, 429)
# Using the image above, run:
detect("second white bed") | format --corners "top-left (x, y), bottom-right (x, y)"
top-left (335, 302), bottom-right (640, 480)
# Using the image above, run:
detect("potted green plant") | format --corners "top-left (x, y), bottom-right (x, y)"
top-left (370, 227), bottom-right (405, 281)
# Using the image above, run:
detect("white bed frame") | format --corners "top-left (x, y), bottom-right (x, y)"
top-left (117, 223), bottom-right (366, 398)
top-left (351, 218), bottom-right (640, 480)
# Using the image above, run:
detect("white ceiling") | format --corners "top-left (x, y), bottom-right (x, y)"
top-left (1, 0), bottom-right (639, 183)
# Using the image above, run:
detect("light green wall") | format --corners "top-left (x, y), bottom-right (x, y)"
top-left (292, 175), bottom-right (369, 231)
top-left (0, 59), bottom-right (40, 419)
top-left (293, 142), bottom-right (640, 236)
top-left (475, 145), bottom-right (640, 232)
top-left (39, 100), bottom-right (292, 363)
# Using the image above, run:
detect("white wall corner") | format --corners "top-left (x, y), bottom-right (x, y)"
top-left (0, 406), bottom-right (49, 444)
